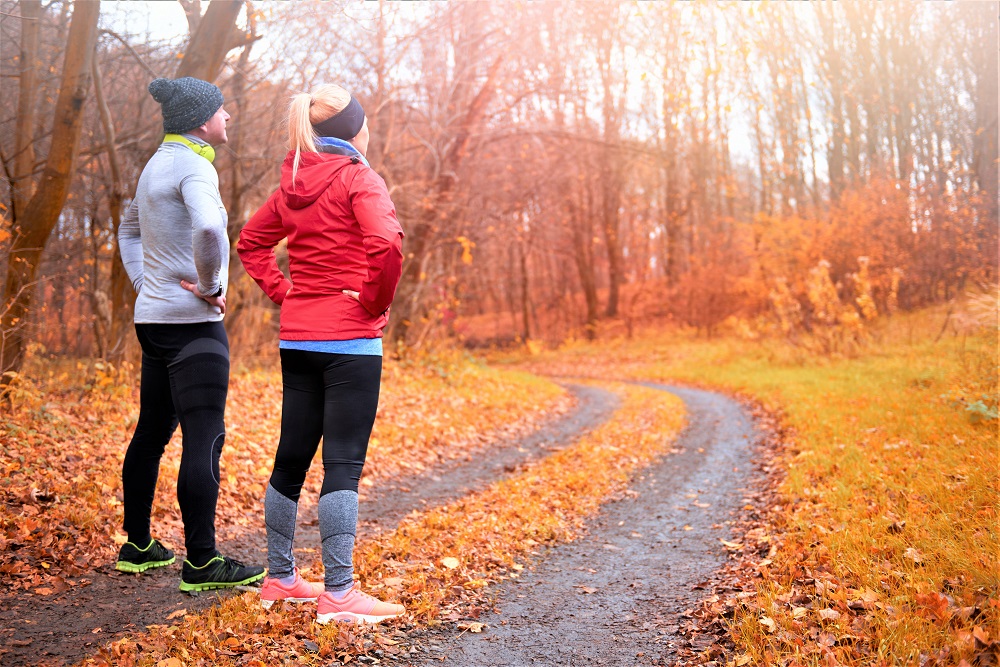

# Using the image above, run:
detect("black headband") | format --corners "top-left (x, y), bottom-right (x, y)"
top-left (312, 96), bottom-right (365, 140)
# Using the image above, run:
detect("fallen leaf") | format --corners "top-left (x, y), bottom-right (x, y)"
top-left (166, 609), bottom-right (187, 620)
top-left (915, 592), bottom-right (950, 622)
top-left (720, 539), bottom-right (743, 550)
top-left (156, 659), bottom-right (183, 667)
top-left (817, 608), bottom-right (841, 621)
top-left (441, 557), bottom-right (460, 569)
top-left (759, 616), bottom-right (776, 633)
top-left (458, 622), bottom-right (485, 633)
top-left (904, 547), bottom-right (924, 565)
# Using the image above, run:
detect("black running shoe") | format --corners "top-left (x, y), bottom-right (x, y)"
top-left (179, 554), bottom-right (265, 593)
top-left (115, 538), bottom-right (175, 573)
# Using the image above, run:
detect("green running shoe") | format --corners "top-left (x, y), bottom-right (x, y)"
top-left (115, 538), bottom-right (175, 573)
top-left (179, 554), bottom-right (265, 593)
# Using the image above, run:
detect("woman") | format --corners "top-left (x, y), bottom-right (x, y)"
top-left (237, 84), bottom-right (405, 624)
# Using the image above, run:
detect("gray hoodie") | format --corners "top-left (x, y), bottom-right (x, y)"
top-left (119, 138), bottom-right (229, 324)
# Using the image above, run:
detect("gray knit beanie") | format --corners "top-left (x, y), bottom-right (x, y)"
top-left (148, 77), bottom-right (224, 134)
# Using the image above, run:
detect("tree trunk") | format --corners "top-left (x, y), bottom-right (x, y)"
top-left (388, 51), bottom-right (506, 345)
top-left (175, 0), bottom-right (244, 81)
top-left (969, 3), bottom-right (999, 222)
top-left (518, 241), bottom-right (531, 341)
top-left (1, 0), bottom-right (101, 386)
top-left (11, 0), bottom-right (41, 223)
top-left (92, 47), bottom-right (131, 361)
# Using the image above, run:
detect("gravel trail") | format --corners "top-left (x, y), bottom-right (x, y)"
top-left (403, 384), bottom-right (758, 667)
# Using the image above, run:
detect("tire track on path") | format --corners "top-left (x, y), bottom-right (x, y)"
top-left (403, 384), bottom-right (758, 667)
top-left (0, 384), bottom-right (618, 667)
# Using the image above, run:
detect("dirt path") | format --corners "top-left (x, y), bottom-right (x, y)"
top-left (0, 384), bottom-right (618, 667)
top-left (401, 384), bottom-right (759, 667)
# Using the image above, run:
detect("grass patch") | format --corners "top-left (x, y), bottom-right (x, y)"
top-left (509, 311), bottom-right (998, 664)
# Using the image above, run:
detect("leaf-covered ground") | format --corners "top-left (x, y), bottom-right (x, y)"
top-left (3, 308), bottom-right (996, 667)
top-left (0, 352), bottom-right (569, 664)
top-left (75, 382), bottom-right (686, 666)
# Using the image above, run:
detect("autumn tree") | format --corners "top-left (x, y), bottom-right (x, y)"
top-left (1, 0), bottom-right (100, 385)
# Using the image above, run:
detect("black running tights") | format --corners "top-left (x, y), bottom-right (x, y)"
top-left (268, 350), bottom-right (381, 502)
top-left (122, 322), bottom-right (229, 565)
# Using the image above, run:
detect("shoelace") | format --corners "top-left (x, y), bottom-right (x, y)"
top-left (349, 584), bottom-right (380, 604)
top-left (218, 556), bottom-right (247, 572)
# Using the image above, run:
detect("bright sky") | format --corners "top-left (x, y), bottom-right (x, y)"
top-left (100, 1), bottom-right (190, 42)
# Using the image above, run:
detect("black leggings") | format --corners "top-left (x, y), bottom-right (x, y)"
top-left (269, 350), bottom-right (381, 501)
top-left (122, 322), bottom-right (229, 564)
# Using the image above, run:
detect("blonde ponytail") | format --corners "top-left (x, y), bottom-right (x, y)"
top-left (288, 93), bottom-right (317, 185)
top-left (287, 84), bottom-right (352, 184)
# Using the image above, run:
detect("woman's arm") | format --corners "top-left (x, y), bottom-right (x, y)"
top-left (350, 170), bottom-right (404, 316)
top-left (237, 190), bottom-right (293, 305)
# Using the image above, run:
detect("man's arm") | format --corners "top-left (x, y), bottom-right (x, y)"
top-left (179, 173), bottom-right (229, 297)
top-left (118, 198), bottom-right (144, 293)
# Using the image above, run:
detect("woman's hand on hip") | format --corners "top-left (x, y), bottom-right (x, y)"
top-left (342, 289), bottom-right (360, 302)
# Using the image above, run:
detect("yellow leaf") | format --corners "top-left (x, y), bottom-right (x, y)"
top-left (157, 659), bottom-right (183, 667)
top-left (441, 557), bottom-right (460, 569)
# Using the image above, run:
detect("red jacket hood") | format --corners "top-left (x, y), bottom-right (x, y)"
top-left (280, 151), bottom-right (358, 210)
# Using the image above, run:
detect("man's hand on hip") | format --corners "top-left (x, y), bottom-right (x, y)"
top-left (180, 280), bottom-right (226, 314)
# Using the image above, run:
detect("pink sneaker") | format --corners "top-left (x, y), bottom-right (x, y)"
top-left (316, 582), bottom-right (405, 624)
top-left (260, 568), bottom-right (324, 609)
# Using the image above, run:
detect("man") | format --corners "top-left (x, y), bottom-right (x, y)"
top-left (116, 76), bottom-right (264, 593)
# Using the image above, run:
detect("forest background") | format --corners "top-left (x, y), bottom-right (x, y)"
top-left (0, 0), bottom-right (996, 380)
top-left (0, 2), bottom-right (998, 664)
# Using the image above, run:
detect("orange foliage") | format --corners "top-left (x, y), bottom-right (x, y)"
top-left (0, 357), bottom-right (566, 598)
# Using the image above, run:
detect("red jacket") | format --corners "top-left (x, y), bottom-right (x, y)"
top-left (237, 151), bottom-right (404, 340)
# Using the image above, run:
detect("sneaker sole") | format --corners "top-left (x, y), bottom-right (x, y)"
top-left (316, 610), bottom-right (404, 625)
top-left (261, 596), bottom-right (318, 610)
top-left (179, 571), bottom-right (265, 593)
top-left (115, 556), bottom-right (175, 573)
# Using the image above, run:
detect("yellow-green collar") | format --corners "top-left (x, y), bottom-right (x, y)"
top-left (163, 134), bottom-right (215, 163)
